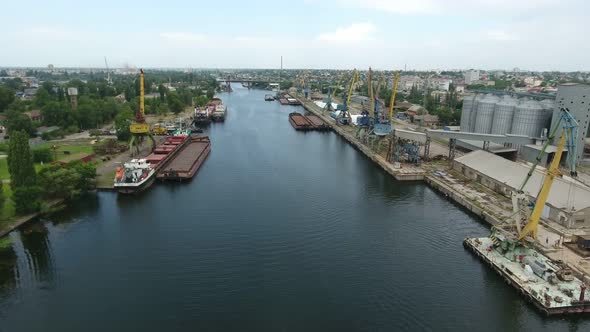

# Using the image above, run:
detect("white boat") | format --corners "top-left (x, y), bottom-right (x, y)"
top-left (114, 159), bottom-right (156, 194)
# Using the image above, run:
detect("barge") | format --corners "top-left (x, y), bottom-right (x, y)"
top-left (464, 232), bottom-right (590, 316)
top-left (306, 114), bottom-right (330, 131)
top-left (289, 112), bottom-right (313, 131)
top-left (157, 136), bottom-right (211, 181)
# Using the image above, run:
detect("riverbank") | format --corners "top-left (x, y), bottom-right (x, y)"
top-left (0, 199), bottom-right (64, 238)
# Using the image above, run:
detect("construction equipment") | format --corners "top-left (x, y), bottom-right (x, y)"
top-left (129, 69), bottom-right (156, 155)
top-left (511, 107), bottom-right (578, 241)
top-left (152, 123), bottom-right (167, 136)
top-left (332, 69), bottom-right (357, 125)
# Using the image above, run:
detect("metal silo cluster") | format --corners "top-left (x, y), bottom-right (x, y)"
top-left (460, 93), bottom-right (555, 138)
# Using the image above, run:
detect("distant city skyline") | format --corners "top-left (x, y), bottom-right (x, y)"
top-left (1, 0), bottom-right (588, 71)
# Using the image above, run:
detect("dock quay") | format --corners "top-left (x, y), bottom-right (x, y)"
top-left (464, 237), bottom-right (590, 316)
top-left (296, 96), bottom-right (425, 181)
top-left (157, 136), bottom-right (211, 181)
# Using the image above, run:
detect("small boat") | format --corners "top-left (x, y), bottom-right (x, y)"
top-left (264, 94), bottom-right (275, 101)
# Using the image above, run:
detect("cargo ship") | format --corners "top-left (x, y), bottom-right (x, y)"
top-left (114, 133), bottom-right (190, 194)
top-left (157, 136), bottom-right (211, 181)
top-left (211, 103), bottom-right (227, 122)
top-left (193, 107), bottom-right (211, 126)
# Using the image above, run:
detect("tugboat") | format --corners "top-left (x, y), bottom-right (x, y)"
top-left (114, 159), bottom-right (156, 194)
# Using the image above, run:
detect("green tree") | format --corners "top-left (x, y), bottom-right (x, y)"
top-left (41, 101), bottom-right (66, 126)
top-left (158, 84), bottom-right (166, 101)
top-left (114, 107), bottom-right (134, 141)
top-left (195, 95), bottom-right (208, 107)
top-left (69, 161), bottom-right (96, 192)
top-left (4, 109), bottom-right (35, 136)
top-left (0, 86), bottom-right (15, 112)
top-left (38, 165), bottom-right (82, 199)
top-left (167, 92), bottom-right (184, 114)
top-left (7, 130), bottom-right (36, 189)
top-left (13, 186), bottom-right (41, 214)
top-left (33, 86), bottom-right (51, 108)
top-left (32, 147), bottom-right (53, 163)
top-left (4, 78), bottom-right (22, 90)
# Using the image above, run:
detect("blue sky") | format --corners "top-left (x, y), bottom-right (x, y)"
top-left (1, 0), bottom-right (589, 70)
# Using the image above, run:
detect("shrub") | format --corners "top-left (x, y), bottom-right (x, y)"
top-left (32, 147), bottom-right (53, 163)
top-left (13, 186), bottom-right (41, 214)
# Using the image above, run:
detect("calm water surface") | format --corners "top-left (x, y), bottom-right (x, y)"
top-left (0, 85), bottom-right (588, 331)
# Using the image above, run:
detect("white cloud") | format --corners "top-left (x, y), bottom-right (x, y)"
top-left (316, 23), bottom-right (377, 42)
top-left (234, 36), bottom-right (271, 43)
top-left (485, 30), bottom-right (519, 41)
top-left (159, 32), bottom-right (206, 43)
top-left (338, 0), bottom-right (571, 16)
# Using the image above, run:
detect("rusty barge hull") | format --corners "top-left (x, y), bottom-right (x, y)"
top-left (289, 112), bottom-right (330, 131)
top-left (157, 136), bottom-right (211, 181)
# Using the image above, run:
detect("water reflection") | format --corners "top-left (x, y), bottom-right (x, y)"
top-left (0, 240), bottom-right (18, 295)
top-left (19, 223), bottom-right (54, 283)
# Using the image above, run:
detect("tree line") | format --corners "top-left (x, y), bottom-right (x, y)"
top-left (0, 71), bottom-right (219, 140)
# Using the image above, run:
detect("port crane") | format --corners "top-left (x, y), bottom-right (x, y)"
top-left (357, 68), bottom-right (396, 136)
top-left (322, 75), bottom-right (344, 115)
top-left (511, 107), bottom-right (578, 241)
top-left (333, 69), bottom-right (357, 125)
top-left (129, 69), bottom-right (156, 156)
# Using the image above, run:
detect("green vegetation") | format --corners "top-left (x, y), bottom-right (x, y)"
top-left (7, 131), bottom-right (36, 189)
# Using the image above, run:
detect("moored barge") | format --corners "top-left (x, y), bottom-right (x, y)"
top-left (157, 136), bottom-right (211, 181)
top-left (464, 234), bottom-right (590, 316)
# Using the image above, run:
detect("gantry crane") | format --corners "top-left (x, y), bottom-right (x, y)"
top-left (322, 74), bottom-right (344, 115)
top-left (129, 69), bottom-right (156, 156)
top-left (333, 69), bottom-right (357, 125)
top-left (510, 107), bottom-right (578, 241)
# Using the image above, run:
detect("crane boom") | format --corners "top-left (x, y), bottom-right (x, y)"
top-left (388, 71), bottom-right (399, 121)
top-left (139, 69), bottom-right (145, 118)
top-left (345, 69), bottom-right (357, 106)
top-left (368, 68), bottom-right (374, 118)
top-left (517, 108), bottom-right (578, 240)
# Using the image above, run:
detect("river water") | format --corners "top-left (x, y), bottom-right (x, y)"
top-left (0, 85), bottom-right (587, 331)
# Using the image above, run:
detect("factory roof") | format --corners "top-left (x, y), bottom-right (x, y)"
top-left (455, 150), bottom-right (590, 212)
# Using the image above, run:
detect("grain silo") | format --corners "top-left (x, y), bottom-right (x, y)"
top-left (539, 99), bottom-right (555, 134)
top-left (460, 94), bottom-right (476, 131)
top-left (511, 99), bottom-right (546, 137)
top-left (491, 95), bottom-right (517, 135)
top-left (473, 94), bottom-right (499, 133)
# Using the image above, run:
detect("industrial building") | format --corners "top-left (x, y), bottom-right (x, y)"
top-left (454, 150), bottom-right (590, 229)
top-left (550, 83), bottom-right (590, 163)
top-left (459, 84), bottom-right (590, 166)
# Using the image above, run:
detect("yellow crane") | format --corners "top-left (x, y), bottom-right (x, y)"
top-left (388, 71), bottom-right (400, 121)
top-left (516, 108), bottom-right (578, 240)
top-left (129, 69), bottom-right (156, 155)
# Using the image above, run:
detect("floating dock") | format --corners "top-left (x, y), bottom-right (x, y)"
top-left (157, 136), bottom-right (211, 181)
top-left (464, 236), bottom-right (590, 316)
